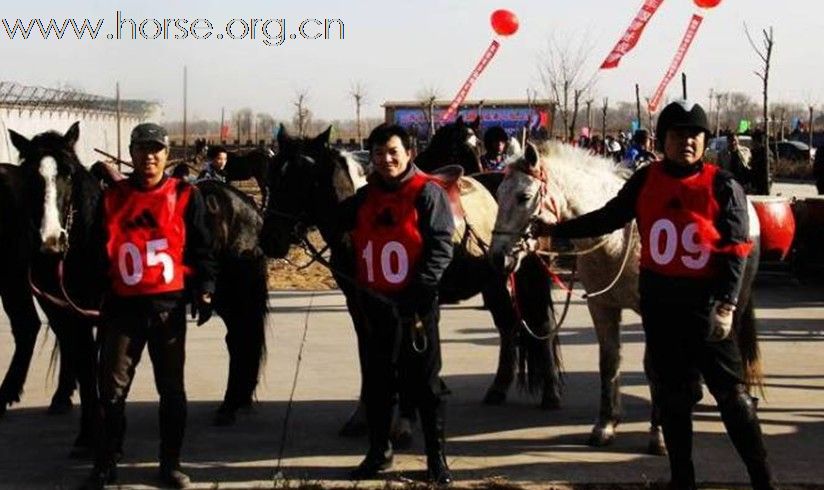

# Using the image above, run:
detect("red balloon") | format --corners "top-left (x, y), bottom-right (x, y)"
top-left (694, 0), bottom-right (722, 8)
top-left (490, 9), bottom-right (519, 36)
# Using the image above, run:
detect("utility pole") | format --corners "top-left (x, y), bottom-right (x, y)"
top-left (115, 82), bottom-right (122, 170)
top-left (182, 66), bottom-right (188, 161)
top-left (601, 97), bottom-right (608, 156)
top-left (219, 107), bottom-right (225, 144)
top-left (635, 84), bottom-right (642, 130)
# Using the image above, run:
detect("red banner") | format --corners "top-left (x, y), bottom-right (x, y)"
top-left (440, 40), bottom-right (500, 123)
top-left (600, 0), bottom-right (665, 70)
top-left (220, 123), bottom-right (230, 140)
top-left (648, 14), bottom-right (704, 112)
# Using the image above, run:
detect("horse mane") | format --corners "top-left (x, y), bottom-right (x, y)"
top-left (511, 141), bottom-right (630, 213)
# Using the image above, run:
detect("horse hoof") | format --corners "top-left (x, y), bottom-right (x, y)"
top-left (213, 409), bottom-right (237, 427)
top-left (338, 418), bottom-right (368, 438)
top-left (47, 397), bottom-right (73, 415)
top-left (647, 427), bottom-right (667, 456)
top-left (587, 425), bottom-right (616, 447)
top-left (482, 389), bottom-right (507, 405)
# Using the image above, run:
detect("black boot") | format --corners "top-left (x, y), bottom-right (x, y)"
top-left (660, 394), bottom-right (696, 490)
top-left (79, 464), bottom-right (116, 490)
top-left (159, 462), bottom-right (191, 489)
top-left (426, 452), bottom-right (452, 485)
top-left (718, 388), bottom-right (776, 490)
top-left (350, 447), bottom-right (393, 480)
top-left (421, 399), bottom-right (451, 485)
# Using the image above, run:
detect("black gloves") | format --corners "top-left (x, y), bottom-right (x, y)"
top-left (191, 292), bottom-right (214, 326)
top-left (531, 219), bottom-right (557, 237)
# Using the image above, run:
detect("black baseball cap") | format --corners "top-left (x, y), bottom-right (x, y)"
top-left (130, 123), bottom-right (169, 148)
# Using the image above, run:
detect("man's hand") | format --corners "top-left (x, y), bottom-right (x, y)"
top-left (530, 219), bottom-right (556, 237)
top-left (707, 301), bottom-right (735, 341)
top-left (193, 292), bottom-right (214, 326)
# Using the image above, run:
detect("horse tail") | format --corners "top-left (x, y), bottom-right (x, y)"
top-left (736, 293), bottom-right (764, 396)
top-left (513, 255), bottom-right (564, 398)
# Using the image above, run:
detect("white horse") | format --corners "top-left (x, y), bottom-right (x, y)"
top-left (490, 141), bottom-right (763, 454)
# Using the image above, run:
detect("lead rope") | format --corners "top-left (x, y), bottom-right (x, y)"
top-left (273, 290), bottom-right (315, 481)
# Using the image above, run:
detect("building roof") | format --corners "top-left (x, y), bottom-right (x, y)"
top-left (383, 98), bottom-right (553, 108)
top-left (0, 81), bottom-right (157, 118)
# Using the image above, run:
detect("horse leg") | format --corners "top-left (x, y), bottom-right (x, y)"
top-left (338, 285), bottom-right (369, 437)
top-left (480, 277), bottom-right (518, 405)
top-left (587, 304), bottom-right (623, 447)
top-left (514, 255), bottom-right (562, 410)
top-left (70, 321), bottom-right (99, 457)
top-left (0, 283), bottom-right (41, 415)
top-left (43, 311), bottom-right (77, 415)
top-left (214, 257), bottom-right (268, 426)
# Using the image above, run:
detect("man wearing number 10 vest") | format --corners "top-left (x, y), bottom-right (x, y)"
top-left (85, 123), bottom-right (216, 490)
top-left (343, 124), bottom-right (454, 484)
top-left (541, 101), bottom-right (775, 490)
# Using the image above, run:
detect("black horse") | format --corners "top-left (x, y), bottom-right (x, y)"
top-left (4, 123), bottom-right (103, 454)
top-left (193, 139), bottom-right (272, 208)
top-left (4, 124), bottom-right (268, 432)
top-left (415, 116), bottom-right (483, 176)
top-left (259, 125), bottom-right (562, 442)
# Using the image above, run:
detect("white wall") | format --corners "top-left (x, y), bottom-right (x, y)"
top-left (0, 108), bottom-right (150, 167)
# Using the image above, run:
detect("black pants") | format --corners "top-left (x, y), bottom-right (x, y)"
top-left (96, 305), bottom-right (187, 469)
top-left (360, 293), bottom-right (446, 457)
top-left (642, 297), bottom-right (774, 490)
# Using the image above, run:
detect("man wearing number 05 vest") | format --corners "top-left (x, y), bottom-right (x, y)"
top-left (539, 101), bottom-right (775, 490)
top-left (340, 124), bottom-right (454, 484)
top-left (84, 123), bottom-right (216, 490)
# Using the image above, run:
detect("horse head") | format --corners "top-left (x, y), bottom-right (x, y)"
top-left (415, 115), bottom-right (481, 174)
top-left (260, 124), bottom-right (365, 258)
top-left (9, 122), bottom-right (98, 256)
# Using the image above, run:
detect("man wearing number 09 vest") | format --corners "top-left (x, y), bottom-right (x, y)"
top-left (342, 124), bottom-right (455, 484)
top-left (541, 101), bottom-right (775, 490)
top-left (84, 123), bottom-right (216, 490)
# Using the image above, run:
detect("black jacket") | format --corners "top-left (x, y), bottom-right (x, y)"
top-left (97, 176), bottom-right (217, 314)
top-left (551, 160), bottom-right (750, 305)
top-left (339, 164), bottom-right (455, 302)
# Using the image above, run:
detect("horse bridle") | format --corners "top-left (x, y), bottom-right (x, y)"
top-left (28, 174), bottom-right (102, 319)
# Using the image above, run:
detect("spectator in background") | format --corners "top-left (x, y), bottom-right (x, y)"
top-left (748, 131), bottom-right (773, 195)
top-left (623, 129), bottom-right (656, 171)
top-left (480, 126), bottom-right (510, 172)
top-left (718, 134), bottom-right (752, 189)
top-left (197, 145), bottom-right (228, 183)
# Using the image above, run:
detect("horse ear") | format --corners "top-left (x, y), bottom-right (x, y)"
top-left (64, 121), bottom-right (80, 148)
top-left (456, 115), bottom-right (465, 126)
top-left (525, 142), bottom-right (540, 169)
top-left (469, 115), bottom-right (481, 131)
top-left (8, 129), bottom-right (30, 154)
top-left (313, 126), bottom-right (332, 147)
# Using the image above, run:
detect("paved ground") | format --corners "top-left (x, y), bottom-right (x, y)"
top-left (0, 180), bottom-right (821, 489)
top-left (0, 274), bottom-right (822, 489)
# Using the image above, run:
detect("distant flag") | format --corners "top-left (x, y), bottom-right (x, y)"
top-left (600, 0), bottom-right (665, 70)
top-left (738, 120), bottom-right (750, 133)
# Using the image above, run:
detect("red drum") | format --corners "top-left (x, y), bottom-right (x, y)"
top-left (792, 197), bottom-right (824, 271)
top-left (749, 196), bottom-right (796, 261)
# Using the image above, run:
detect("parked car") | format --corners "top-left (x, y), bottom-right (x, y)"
top-left (772, 140), bottom-right (814, 163)
top-left (705, 135), bottom-right (753, 162)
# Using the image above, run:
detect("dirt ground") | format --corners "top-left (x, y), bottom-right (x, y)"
top-left (267, 231), bottom-right (337, 290)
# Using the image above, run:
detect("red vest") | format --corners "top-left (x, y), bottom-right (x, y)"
top-left (104, 178), bottom-right (192, 296)
top-left (636, 162), bottom-right (727, 279)
top-left (351, 173), bottom-right (429, 293)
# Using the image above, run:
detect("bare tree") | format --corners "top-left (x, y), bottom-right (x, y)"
top-left (416, 85), bottom-right (440, 139)
top-left (233, 108), bottom-right (253, 144)
top-left (745, 23), bottom-right (774, 192)
top-left (292, 90), bottom-right (311, 138)
top-left (256, 113), bottom-right (276, 145)
top-left (537, 32), bottom-right (597, 141)
top-left (350, 81), bottom-right (368, 149)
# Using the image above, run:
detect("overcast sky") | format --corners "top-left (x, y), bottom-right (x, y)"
top-left (0, 0), bottom-right (821, 122)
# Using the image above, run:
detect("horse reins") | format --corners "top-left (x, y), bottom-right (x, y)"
top-left (29, 199), bottom-right (102, 319)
